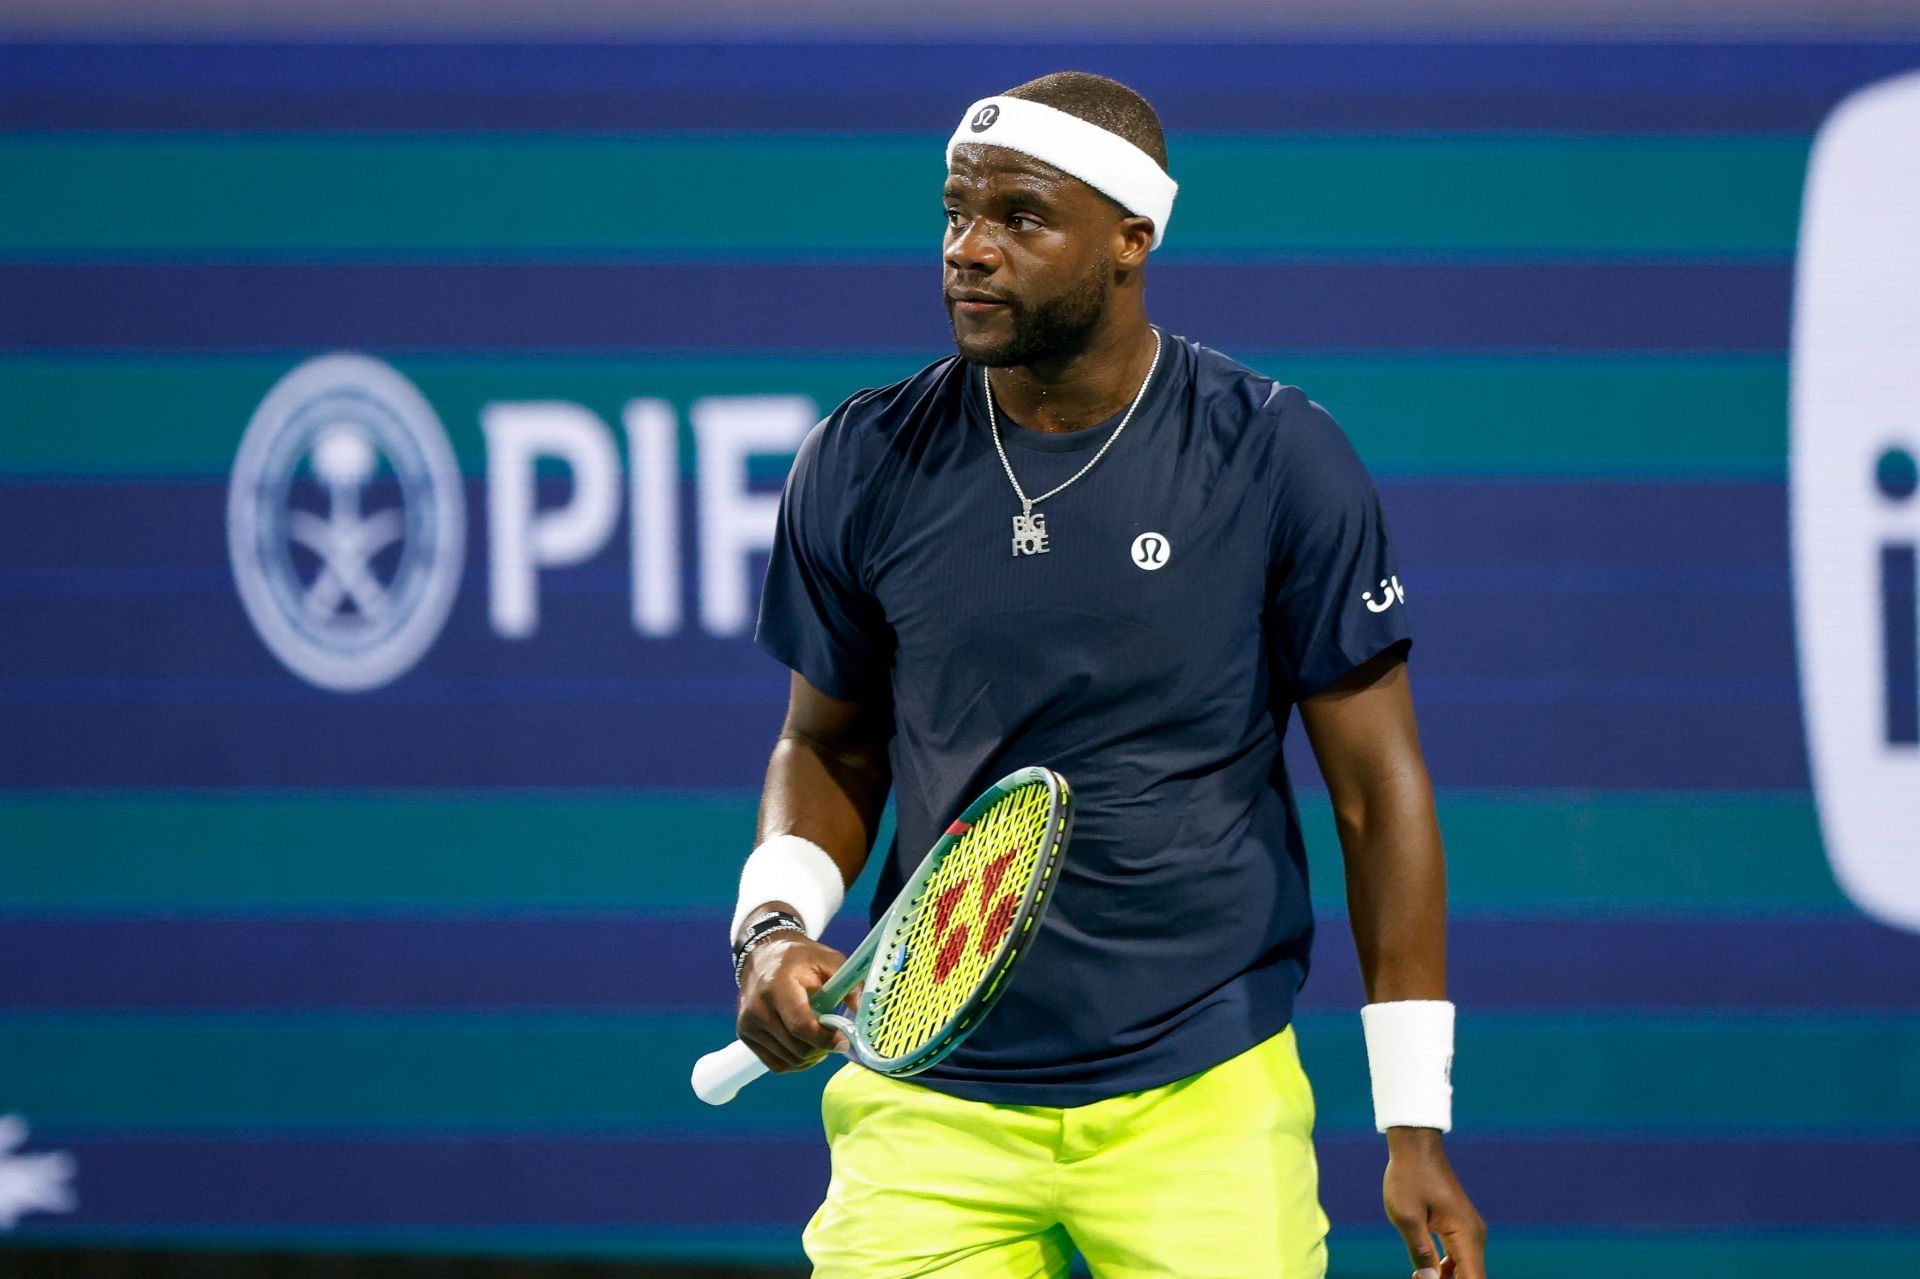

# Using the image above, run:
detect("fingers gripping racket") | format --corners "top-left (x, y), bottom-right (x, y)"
top-left (692, 766), bottom-right (1072, 1105)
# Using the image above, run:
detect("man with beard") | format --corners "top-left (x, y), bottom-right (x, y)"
top-left (727, 71), bottom-right (1486, 1279)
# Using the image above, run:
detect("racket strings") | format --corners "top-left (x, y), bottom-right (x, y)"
top-left (863, 780), bottom-right (1053, 1061)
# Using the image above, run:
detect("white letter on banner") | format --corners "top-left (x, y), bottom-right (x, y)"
top-left (482, 402), bottom-right (622, 639)
top-left (694, 396), bottom-right (815, 636)
top-left (1792, 70), bottom-right (1920, 935)
top-left (624, 398), bottom-right (682, 638)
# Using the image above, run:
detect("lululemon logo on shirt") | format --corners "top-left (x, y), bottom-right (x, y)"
top-left (1131, 532), bottom-right (1170, 570)
top-left (970, 104), bottom-right (1000, 133)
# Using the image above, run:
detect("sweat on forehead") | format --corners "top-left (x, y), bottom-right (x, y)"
top-left (944, 95), bottom-right (1178, 249)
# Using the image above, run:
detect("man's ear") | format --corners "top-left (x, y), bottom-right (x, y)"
top-left (1114, 216), bottom-right (1155, 269)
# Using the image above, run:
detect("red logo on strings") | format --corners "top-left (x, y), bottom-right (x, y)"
top-left (931, 849), bottom-right (1023, 984)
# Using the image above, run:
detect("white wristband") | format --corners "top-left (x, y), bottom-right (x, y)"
top-left (730, 834), bottom-right (846, 941)
top-left (1361, 999), bottom-right (1455, 1133)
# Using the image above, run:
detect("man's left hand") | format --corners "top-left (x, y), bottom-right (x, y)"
top-left (1382, 1127), bottom-right (1486, 1279)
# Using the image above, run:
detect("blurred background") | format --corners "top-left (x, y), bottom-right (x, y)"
top-left (3, 2), bottom-right (1920, 1276)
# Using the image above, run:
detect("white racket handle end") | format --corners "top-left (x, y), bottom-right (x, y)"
top-left (692, 1039), bottom-right (770, 1105)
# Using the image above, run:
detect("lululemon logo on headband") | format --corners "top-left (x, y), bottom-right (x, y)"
top-left (970, 104), bottom-right (1000, 133)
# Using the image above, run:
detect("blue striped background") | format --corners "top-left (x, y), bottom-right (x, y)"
top-left (3, 33), bottom-right (1918, 1275)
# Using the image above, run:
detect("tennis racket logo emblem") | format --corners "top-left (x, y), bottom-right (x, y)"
top-left (930, 848), bottom-right (1025, 983)
top-left (1131, 531), bottom-right (1170, 571)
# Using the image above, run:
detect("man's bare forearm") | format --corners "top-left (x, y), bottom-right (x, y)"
top-left (1335, 764), bottom-right (1448, 1004)
top-left (735, 673), bottom-right (895, 945)
top-left (1299, 651), bottom-right (1448, 1004)
top-left (1300, 643), bottom-right (1484, 1270)
top-left (729, 677), bottom-right (891, 1068)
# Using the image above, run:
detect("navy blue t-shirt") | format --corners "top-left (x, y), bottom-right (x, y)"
top-left (755, 329), bottom-right (1412, 1106)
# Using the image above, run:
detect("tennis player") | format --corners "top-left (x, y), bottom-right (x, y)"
top-left (727, 71), bottom-right (1486, 1279)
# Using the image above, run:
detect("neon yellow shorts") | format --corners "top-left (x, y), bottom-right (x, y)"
top-left (803, 1026), bottom-right (1329, 1279)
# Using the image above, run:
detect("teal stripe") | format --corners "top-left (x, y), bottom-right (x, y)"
top-left (0, 791), bottom-right (770, 914)
top-left (0, 354), bottom-right (1787, 478)
top-left (1302, 790), bottom-right (1841, 914)
top-left (0, 790), bottom-right (1842, 915)
top-left (0, 1013), bottom-right (829, 1134)
top-left (4, 1228), bottom-right (1916, 1278)
top-left (0, 135), bottom-right (1807, 256)
top-left (0, 1013), bottom-right (1906, 1134)
top-left (1302, 1014), bottom-right (1920, 1136)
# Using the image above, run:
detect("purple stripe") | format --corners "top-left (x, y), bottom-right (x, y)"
top-left (4, 917), bottom-right (1913, 1013)
top-left (0, 696), bottom-right (1806, 789)
top-left (0, 89), bottom-right (1858, 135)
top-left (7, 1131), bottom-right (1914, 1231)
top-left (3, 40), bottom-right (1914, 98)
top-left (1307, 917), bottom-right (1920, 1013)
top-left (0, 477), bottom-right (1811, 790)
top-left (5, 41), bottom-right (1911, 135)
top-left (0, 606), bottom-right (1797, 693)
top-left (0, 262), bottom-right (1789, 355)
top-left (0, 701), bottom-right (787, 789)
top-left (0, 480), bottom-right (1788, 571)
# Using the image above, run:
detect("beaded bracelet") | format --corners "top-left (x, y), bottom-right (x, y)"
top-left (731, 911), bottom-right (807, 987)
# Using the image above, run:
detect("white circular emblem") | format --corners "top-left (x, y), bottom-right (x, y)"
top-left (228, 352), bottom-right (466, 692)
top-left (1130, 531), bottom-right (1171, 571)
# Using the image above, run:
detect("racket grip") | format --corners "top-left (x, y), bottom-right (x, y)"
top-left (691, 1040), bottom-right (769, 1106)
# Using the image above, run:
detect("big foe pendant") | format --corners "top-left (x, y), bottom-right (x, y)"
top-left (1011, 507), bottom-right (1050, 557)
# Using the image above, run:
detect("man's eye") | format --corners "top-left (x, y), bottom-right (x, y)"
top-left (944, 210), bottom-right (965, 229)
top-left (1009, 214), bottom-right (1040, 231)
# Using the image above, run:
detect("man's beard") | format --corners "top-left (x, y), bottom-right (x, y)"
top-left (950, 258), bottom-right (1111, 368)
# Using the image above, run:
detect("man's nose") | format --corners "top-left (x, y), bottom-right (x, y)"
top-left (944, 218), bottom-right (1002, 274)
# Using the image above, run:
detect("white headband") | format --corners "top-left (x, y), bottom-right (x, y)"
top-left (946, 96), bottom-right (1177, 249)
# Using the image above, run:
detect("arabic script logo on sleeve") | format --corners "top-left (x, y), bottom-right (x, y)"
top-left (1362, 575), bottom-right (1407, 614)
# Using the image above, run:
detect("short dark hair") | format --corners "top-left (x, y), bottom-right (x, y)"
top-left (1001, 71), bottom-right (1168, 172)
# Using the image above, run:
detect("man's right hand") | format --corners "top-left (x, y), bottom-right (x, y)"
top-left (735, 934), bottom-right (850, 1072)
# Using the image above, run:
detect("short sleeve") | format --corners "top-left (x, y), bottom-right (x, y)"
top-left (755, 414), bottom-right (893, 700)
top-left (1266, 391), bottom-right (1413, 702)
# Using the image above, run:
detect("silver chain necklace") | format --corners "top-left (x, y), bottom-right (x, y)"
top-left (987, 329), bottom-right (1161, 558)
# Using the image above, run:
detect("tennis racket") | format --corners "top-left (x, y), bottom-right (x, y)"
top-left (691, 765), bottom-right (1072, 1105)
